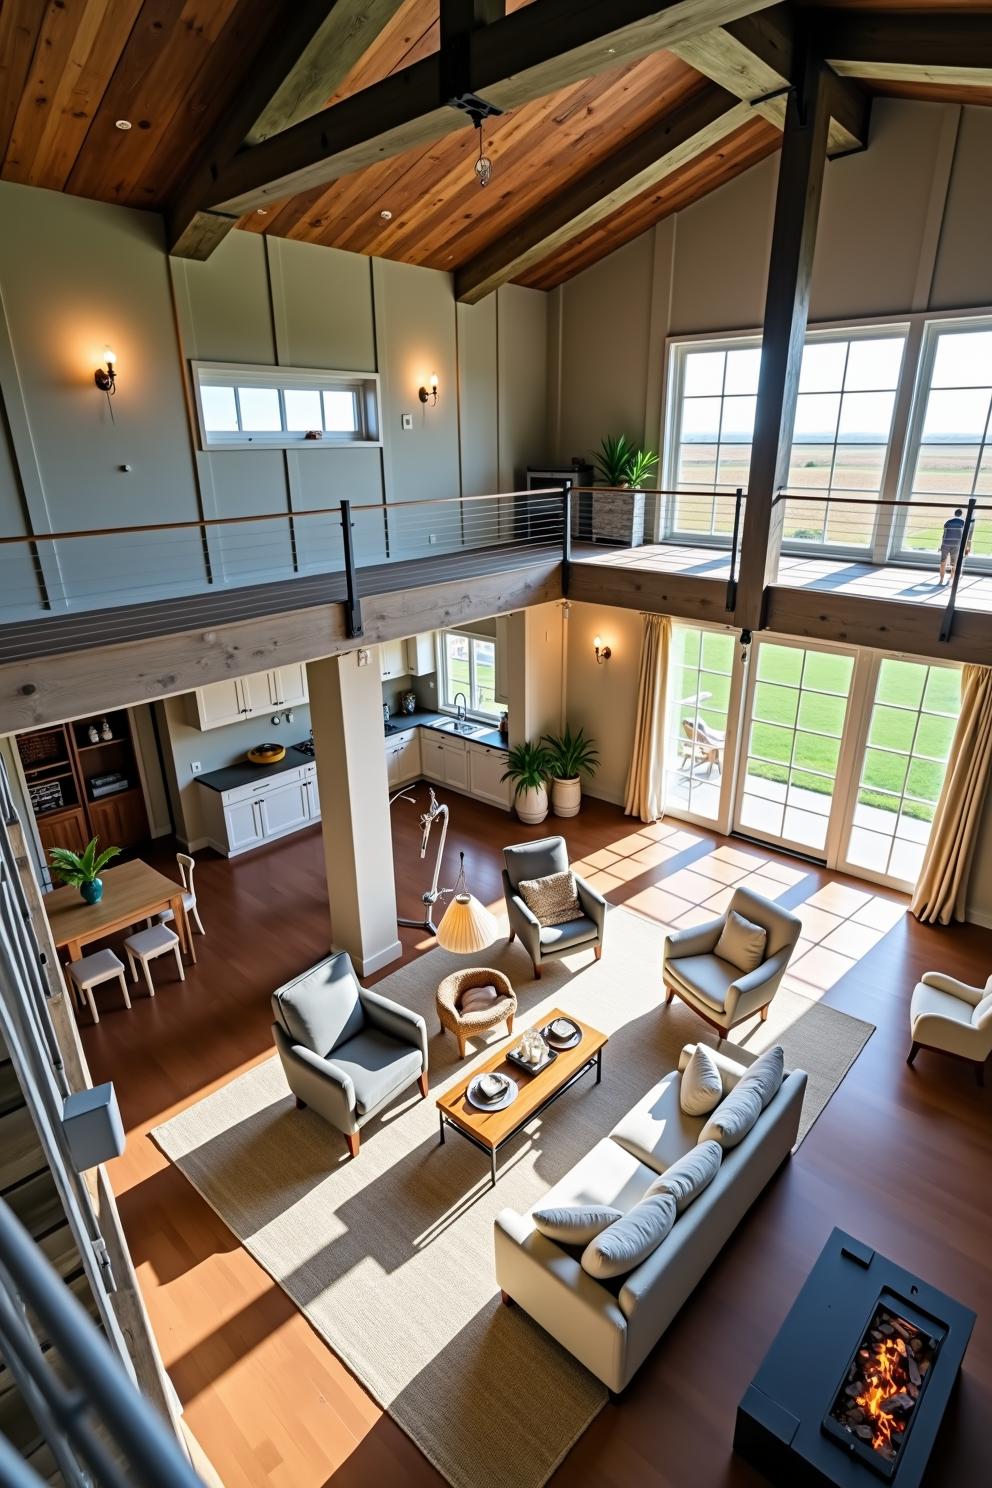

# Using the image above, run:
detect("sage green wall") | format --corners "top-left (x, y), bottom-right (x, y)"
top-left (0, 181), bottom-right (550, 616)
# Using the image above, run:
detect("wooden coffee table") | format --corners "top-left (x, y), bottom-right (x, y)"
top-left (436, 1007), bottom-right (607, 1186)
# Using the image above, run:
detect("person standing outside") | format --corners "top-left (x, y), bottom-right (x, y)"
top-left (938, 507), bottom-right (972, 585)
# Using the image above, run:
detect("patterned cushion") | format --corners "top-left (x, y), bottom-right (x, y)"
top-left (518, 870), bottom-right (582, 927)
top-left (714, 909), bottom-right (767, 973)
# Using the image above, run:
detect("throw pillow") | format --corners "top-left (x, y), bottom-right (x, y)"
top-left (581, 1192), bottom-right (678, 1281)
top-left (459, 983), bottom-right (499, 1011)
top-left (737, 1044), bottom-right (785, 1110)
top-left (714, 909), bottom-right (767, 973)
top-left (533, 1205), bottom-right (623, 1245)
top-left (646, 1140), bottom-right (722, 1215)
top-left (518, 870), bottom-right (582, 927)
top-left (700, 1081), bottom-right (763, 1150)
top-left (680, 1044), bottom-right (724, 1116)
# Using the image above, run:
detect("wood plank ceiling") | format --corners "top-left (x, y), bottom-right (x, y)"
top-left (0, 0), bottom-right (989, 291)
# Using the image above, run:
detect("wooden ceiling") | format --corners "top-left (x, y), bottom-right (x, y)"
top-left (1, 0), bottom-right (990, 293)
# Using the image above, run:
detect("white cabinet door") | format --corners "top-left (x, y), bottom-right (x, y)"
top-left (397, 729), bottom-right (422, 782)
top-left (238, 671), bottom-right (274, 717)
top-left (379, 640), bottom-right (406, 680)
top-left (194, 679), bottom-right (247, 730)
top-left (223, 798), bottom-right (264, 852)
top-left (256, 780), bottom-right (311, 837)
top-left (306, 772), bottom-right (320, 820)
top-left (469, 745), bottom-right (511, 808)
top-left (269, 663), bottom-right (308, 708)
top-left (421, 735), bottom-right (446, 782)
top-left (405, 633), bottom-right (435, 676)
top-left (442, 741), bottom-right (469, 791)
top-left (386, 740), bottom-right (405, 788)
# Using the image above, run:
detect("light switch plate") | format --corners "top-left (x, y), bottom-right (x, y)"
top-left (190, 761), bottom-right (201, 775)
top-left (401, 413), bottom-right (413, 431)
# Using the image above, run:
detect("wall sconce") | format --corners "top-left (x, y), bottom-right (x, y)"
top-left (418, 372), bottom-right (439, 406)
top-left (593, 634), bottom-right (612, 665)
top-left (94, 346), bottom-right (117, 395)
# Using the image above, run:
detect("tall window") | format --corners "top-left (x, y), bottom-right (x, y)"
top-left (664, 626), bottom-right (735, 821)
top-left (782, 332), bottom-right (905, 549)
top-left (439, 632), bottom-right (499, 719)
top-left (668, 342), bottom-right (760, 538)
top-left (844, 660), bottom-right (959, 883)
top-left (896, 322), bottom-right (992, 561)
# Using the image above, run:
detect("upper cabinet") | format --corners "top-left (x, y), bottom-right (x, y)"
top-left (192, 665), bottom-right (309, 730)
top-left (379, 640), bottom-right (407, 681)
top-left (405, 632), bottom-right (436, 677)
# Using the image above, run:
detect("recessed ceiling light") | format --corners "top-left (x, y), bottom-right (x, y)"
top-left (115, 119), bottom-right (132, 131)
top-left (380, 209), bottom-right (393, 221)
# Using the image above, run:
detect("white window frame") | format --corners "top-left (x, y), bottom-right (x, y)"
top-left (436, 629), bottom-right (502, 722)
top-left (190, 361), bottom-right (382, 451)
top-left (663, 620), bottom-right (745, 830)
top-left (662, 320), bottom-right (912, 557)
top-left (890, 312), bottom-right (992, 571)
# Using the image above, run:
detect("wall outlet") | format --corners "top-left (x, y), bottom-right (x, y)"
top-left (357, 648), bottom-right (371, 667)
top-left (401, 413), bottom-right (413, 431)
top-left (270, 714), bottom-right (281, 725)
top-left (191, 761), bottom-right (201, 775)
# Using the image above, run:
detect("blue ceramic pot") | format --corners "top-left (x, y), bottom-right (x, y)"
top-left (80, 879), bottom-right (103, 905)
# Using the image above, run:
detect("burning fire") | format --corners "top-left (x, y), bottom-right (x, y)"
top-left (857, 1336), bottom-right (907, 1453)
top-left (829, 1303), bottom-right (934, 1465)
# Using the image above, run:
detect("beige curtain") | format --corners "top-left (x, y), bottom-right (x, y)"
top-left (624, 614), bottom-right (671, 823)
top-left (911, 663), bottom-right (992, 925)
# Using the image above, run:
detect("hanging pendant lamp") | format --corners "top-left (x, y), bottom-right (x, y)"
top-left (436, 851), bottom-right (498, 954)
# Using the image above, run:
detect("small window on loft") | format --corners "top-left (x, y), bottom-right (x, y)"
top-left (191, 362), bottom-right (382, 450)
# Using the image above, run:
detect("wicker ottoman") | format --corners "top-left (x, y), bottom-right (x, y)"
top-left (436, 967), bottom-right (517, 1059)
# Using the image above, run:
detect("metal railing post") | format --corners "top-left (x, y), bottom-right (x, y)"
top-left (561, 484), bottom-right (572, 596)
top-left (938, 494), bottom-right (976, 643)
top-left (339, 500), bottom-right (363, 639)
top-left (725, 487), bottom-right (744, 611)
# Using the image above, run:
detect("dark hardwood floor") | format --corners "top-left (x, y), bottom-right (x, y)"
top-left (78, 790), bottom-right (992, 1487)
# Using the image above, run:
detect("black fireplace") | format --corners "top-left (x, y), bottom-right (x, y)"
top-left (734, 1230), bottom-right (975, 1487)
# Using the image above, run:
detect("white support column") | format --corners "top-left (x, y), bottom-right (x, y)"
top-left (307, 652), bottom-right (402, 977)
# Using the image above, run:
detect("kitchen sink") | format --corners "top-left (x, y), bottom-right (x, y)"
top-left (433, 719), bottom-right (490, 737)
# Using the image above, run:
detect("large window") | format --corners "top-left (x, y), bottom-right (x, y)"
top-left (896, 322), bottom-right (992, 562)
top-left (843, 659), bottom-right (959, 883)
top-left (439, 631), bottom-right (499, 720)
top-left (668, 342), bottom-right (760, 537)
top-left (191, 362), bottom-right (381, 450)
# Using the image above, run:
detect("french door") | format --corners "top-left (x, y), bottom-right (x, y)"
top-left (733, 638), bottom-right (856, 858)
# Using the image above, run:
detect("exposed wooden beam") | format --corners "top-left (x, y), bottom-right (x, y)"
top-left (764, 586), bottom-right (992, 668)
top-left (670, 5), bottom-right (870, 154)
top-left (440, 0), bottom-right (506, 48)
top-left (169, 0), bottom-right (407, 260)
top-left (568, 562), bottom-right (732, 624)
top-left (455, 86), bottom-right (751, 303)
top-left (734, 55), bottom-right (832, 629)
top-left (198, 0), bottom-right (779, 232)
top-left (820, 12), bottom-right (992, 92)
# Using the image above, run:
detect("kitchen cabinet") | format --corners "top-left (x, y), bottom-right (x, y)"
top-left (386, 729), bottom-right (421, 789)
top-left (379, 640), bottom-right (407, 681)
top-left (422, 734), bottom-right (470, 791)
top-left (198, 762), bottom-right (319, 856)
top-left (192, 665), bottom-right (310, 730)
top-left (468, 743), bottom-right (511, 809)
top-left (88, 788), bottom-right (149, 850)
top-left (405, 632), bottom-right (436, 677)
top-left (35, 807), bottom-right (89, 857)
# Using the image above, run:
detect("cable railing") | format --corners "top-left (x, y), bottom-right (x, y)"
top-left (0, 486), bottom-right (568, 629)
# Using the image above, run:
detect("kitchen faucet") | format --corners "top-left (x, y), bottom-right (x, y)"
top-left (453, 691), bottom-right (468, 723)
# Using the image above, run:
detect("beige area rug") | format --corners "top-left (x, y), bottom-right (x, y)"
top-left (153, 907), bottom-right (873, 1488)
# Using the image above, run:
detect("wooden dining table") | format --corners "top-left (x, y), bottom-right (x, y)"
top-left (45, 858), bottom-right (195, 966)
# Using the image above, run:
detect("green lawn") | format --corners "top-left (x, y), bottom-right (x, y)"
top-left (674, 638), bottom-right (959, 821)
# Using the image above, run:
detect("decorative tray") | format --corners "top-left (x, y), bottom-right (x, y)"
top-left (506, 1043), bottom-right (558, 1076)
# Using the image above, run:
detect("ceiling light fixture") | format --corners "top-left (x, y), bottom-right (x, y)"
top-left (380, 209), bottom-right (393, 221)
top-left (447, 93), bottom-right (502, 189)
top-left (115, 119), bottom-right (132, 131)
top-left (256, 208), bottom-right (268, 216)
top-left (474, 121), bottom-right (492, 188)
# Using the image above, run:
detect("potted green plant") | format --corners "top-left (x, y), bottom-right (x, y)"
top-left (591, 435), bottom-right (657, 547)
top-left (542, 726), bottom-right (600, 818)
top-left (501, 741), bottom-right (552, 825)
top-left (593, 434), bottom-right (636, 487)
top-left (626, 447), bottom-right (659, 488)
top-left (49, 837), bottom-right (121, 905)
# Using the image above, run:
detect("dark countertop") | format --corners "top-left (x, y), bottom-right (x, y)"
top-left (198, 715), bottom-right (509, 794)
top-left (196, 745), bottom-right (313, 794)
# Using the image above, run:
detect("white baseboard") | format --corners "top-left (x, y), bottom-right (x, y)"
top-left (583, 784), bottom-right (625, 808)
top-left (178, 835), bottom-right (212, 854)
top-left (356, 939), bottom-right (404, 976)
top-left (966, 905), bottom-right (992, 929)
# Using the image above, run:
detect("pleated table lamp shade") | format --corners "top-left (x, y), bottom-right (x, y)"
top-left (436, 893), bottom-right (498, 955)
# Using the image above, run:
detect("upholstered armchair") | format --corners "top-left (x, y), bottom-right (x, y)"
top-left (908, 970), bottom-right (992, 1085)
top-left (662, 886), bottom-right (801, 1041)
top-left (271, 951), bottom-right (428, 1157)
top-left (502, 837), bottom-right (607, 978)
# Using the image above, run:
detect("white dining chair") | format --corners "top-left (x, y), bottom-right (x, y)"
top-left (156, 852), bottom-right (205, 937)
top-left (124, 924), bottom-right (184, 997)
top-left (66, 948), bottom-right (131, 1025)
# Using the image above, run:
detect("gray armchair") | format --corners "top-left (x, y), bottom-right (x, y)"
top-left (502, 837), bottom-right (607, 978)
top-left (662, 885), bottom-right (801, 1041)
top-left (271, 951), bottom-right (428, 1157)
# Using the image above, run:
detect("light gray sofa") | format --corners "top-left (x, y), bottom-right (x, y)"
top-left (494, 1044), bottom-right (807, 1393)
top-left (663, 885), bottom-right (802, 1040)
top-left (271, 951), bottom-right (428, 1158)
top-left (502, 836), bottom-right (607, 978)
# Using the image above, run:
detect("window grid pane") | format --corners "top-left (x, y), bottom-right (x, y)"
top-left (664, 626), bottom-right (733, 821)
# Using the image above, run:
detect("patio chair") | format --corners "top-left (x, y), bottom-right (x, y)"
top-left (679, 718), bottom-right (725, 777)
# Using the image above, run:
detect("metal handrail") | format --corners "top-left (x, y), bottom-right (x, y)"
top-left (0, 1199), bottom-right (202, 1488)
